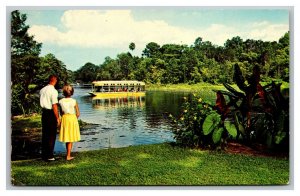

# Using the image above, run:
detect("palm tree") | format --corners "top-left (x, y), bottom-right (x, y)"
top-left (129, 42), bottom-right (135, 52)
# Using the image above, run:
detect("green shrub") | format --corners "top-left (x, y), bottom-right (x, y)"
top-left (169, 94), bottom-right (237, 149)
top-left (11, 84), bottom-right (41, 116)
top-left (170, 64), bottom-right (289, 153)
top-left (215, 64), bottom-right (289, 151)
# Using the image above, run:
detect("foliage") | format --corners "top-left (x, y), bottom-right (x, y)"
top-left (35, 54), bottom-right (71, 89)
top-left (73, 32), bottom-right (289, 86)
top-left (11, 10), bottom-right (42, 115)
top-left (11, 11), bottom-right (72, 116)
top-left (169, 93), bottom-right (237, 149)
top-left (11, 143), bottom-right (289, 186)
top-left (129, 42), bottom-right (135, 52)
top-left (216, 64), bottom-right (289, 151)
top-left (169, 62), bottom-right (289, 152)
top-left (74, 62), bottom-right (99, 83)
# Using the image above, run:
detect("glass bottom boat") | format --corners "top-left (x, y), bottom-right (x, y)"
top-left (89, 80), bottom-right (146, 98)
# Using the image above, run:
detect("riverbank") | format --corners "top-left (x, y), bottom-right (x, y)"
top-left (11, 143), bottom-right (289, 186)
top-left (147, 82), bottom-right (289, 92)
top-left (12, 114), bottom-right (97, 136)
top-left (147, 83), bottom-right (226, 92)
top-left (11, 114), bottom-right (98, 160)
top-left (10, 113), bottom-right (289, 186)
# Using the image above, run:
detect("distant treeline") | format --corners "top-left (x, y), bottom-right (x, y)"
top-left (11, 10), bottom-right (289, 115)
top-left (74, 33), bottom-right (289, 85)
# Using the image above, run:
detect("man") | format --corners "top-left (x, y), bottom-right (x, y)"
top-left (39, 75), bottom-right (60, 161)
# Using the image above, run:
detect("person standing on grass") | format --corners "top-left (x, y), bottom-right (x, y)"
top-left (59, 84), bottom-right (81, 161)
top-left (40, 75), bottom-right (60, 161)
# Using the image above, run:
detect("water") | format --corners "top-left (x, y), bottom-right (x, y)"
top-left (54, 88), bottom-right (190, 153)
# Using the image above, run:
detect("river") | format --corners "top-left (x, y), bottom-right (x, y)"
top-left (54, 88), bottom-right (190, 153)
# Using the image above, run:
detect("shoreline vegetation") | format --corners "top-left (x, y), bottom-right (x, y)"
top-left (11, 83), bottom-right (290, 186)
top-left (146, 83), bottom-right (226, 92)
top-left (12, 114), bottom-right (98, 135)
top-left (11, 82), bottom-right (290, 146)
top-left (146, 82), bottom-right (289, 92)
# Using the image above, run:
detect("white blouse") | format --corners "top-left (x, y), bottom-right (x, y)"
top-left (59, 98), bottom-right (77, 114)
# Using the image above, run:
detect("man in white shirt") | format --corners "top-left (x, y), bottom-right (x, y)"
top-left (39, 75), bottom-right (60, 161)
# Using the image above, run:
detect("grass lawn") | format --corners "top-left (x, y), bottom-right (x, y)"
top-left (147, 82), bottom-right (289, 95)
top-left (147, 83), bottom-right (226, 93)
top-left (11, 143), bottom-right (289, 186)
top-left (11, 114), bottom-right (91, 137)
top-left (12, 114), bottom-right (42, 133)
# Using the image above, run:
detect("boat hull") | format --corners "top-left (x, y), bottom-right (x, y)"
top-left (89, 91), bottom-right (146, 98)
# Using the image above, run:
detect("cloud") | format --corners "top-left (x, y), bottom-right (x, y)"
top-left (246, 21), bottom-right (289, 41)
top-left (199, 24), bottom-right (238, 45)
top-left (29, 10), bottom-right (197, 48)
top-left (28, 10), bottom-right (289, 49)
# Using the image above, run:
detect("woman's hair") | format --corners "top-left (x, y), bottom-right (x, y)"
top-left (62, 84), bottom-right (74, 97)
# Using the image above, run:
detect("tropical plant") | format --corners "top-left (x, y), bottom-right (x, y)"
top-left (129, 42), bottom-right (135, 52)
top-left (170, 63), bottom-right (289, 152)
top-left (215, 64), bottom-right (289, 151)
top-left (170, 93), bottom-right (237, 149)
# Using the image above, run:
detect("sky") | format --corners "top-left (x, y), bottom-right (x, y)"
top-left (20, 8), bottom-right (290, 71)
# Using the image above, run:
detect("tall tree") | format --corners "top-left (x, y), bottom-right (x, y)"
top-left (11, 10), bottom-right (43, 115)
top-left (34, 54), bottom-right (70, 89)
top-left (142, 42), bottom-right (161, 58)
top-left (271, 32), bottom-right (289, 81)
top-left (117, 53), bottom-right (133, 79)
top-left (129, 42), bottom-right (136, 52)
top-left (98, 57), bottom-right (121, 80)
top-left (224, 36), bottom-right (244, 61)
top-left (11, 10), bottom-right (42, 86)
top-left (74, 62), bottom-right (99, 83)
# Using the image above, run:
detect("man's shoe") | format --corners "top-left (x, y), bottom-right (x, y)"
top-left (47, 158), bottom-right (55, 161)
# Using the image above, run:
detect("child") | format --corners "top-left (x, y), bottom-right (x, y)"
top-left (59, 84), bottom-right (81, 160)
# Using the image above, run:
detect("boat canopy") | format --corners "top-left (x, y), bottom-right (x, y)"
top-left (92, 80), bottom-right (145, 86)
top-left (91, 80), bottom-right (146, 94)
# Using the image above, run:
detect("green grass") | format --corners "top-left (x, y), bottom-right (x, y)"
top-left (11, 114), bottom-right (91, 136)
top-left (12, 114), bottom-right (42, 132)
top-left (11, 143), bottom-right (289, 186)
top-left (147, 83), bottom-right (226, 93)
top-left (147, 82), bottom-right (289, 92)
top-left (147, 83), bottom-right (227, 102)
top-left (11, 114), bottom-right (42, 140)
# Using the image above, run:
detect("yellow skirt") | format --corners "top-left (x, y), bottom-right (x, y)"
top-left (59, 114), bottom-right (81, 142)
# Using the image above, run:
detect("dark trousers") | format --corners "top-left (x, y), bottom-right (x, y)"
top-left (41, 109), bottom-right (57, 160)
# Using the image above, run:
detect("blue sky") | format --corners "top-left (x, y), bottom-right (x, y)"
top-left (20, 8), bottom-right (289, 71)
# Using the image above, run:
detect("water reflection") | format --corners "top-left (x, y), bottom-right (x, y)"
top-left (12, 89), bottom-right (194, 159)
top-left (92, 96), bottom-right (145, 110)
top-left (54, 91), bottom-right (181, 154)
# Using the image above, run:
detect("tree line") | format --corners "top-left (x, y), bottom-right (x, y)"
top-left (75, 33), bottom-right (289, 85)
top-left (11, 10), bottom-right (289, 116)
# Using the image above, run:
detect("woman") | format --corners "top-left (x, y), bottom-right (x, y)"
top-left (59, 84), bottom-right (81, 161)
